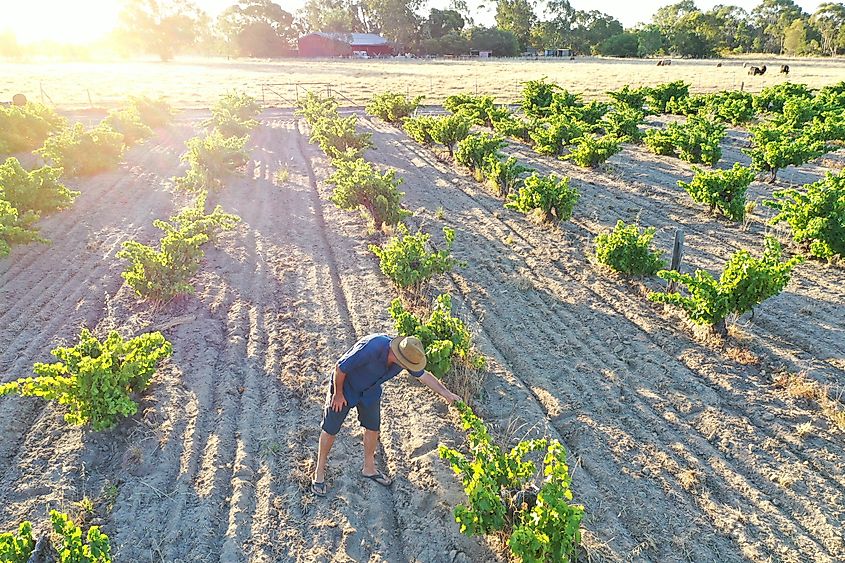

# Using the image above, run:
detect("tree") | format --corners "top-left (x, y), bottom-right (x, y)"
top-left (635, 24), bottom-right (664, 56)
top-left (468, 26), bottom-right (519, 56)
top-left (597, 32), bottom-right (639, 57)
top-left (706, 4), bottom-right (754, 53)
top-left (117, 0), bottom-right (208, 61)
top-left (298, 0), bottom-right (366, 33)
top-left (361, 0), bottom-right (424, 46)
top-left (425, 8), bottom-right (465, 38)
top-left (810, 3), bottom-right (845, 55)
top-left (495, 0), bottom-right (537, 52)
top-left (569, 10), bottom-right (623, 54)
top-left (217, 1), bottom-right (295, 57)
top-left (0, 31), bottom-right (22, 59)
top-left (783, 17), bottom-right (808, 54)
top-left (751, 0), bottom-right (805, 53)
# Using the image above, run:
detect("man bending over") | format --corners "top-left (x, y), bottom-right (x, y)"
top-left (312, 334), bottom-right (460, 496)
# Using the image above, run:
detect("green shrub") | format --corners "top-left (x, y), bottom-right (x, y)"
top-left (649, 237), bottom-right (802, 335)
top-left (205, 92), bottom-right (261, 136)
top-left (0, 329), bottom-right (172, 430)
top-left (431, 114), bottom-right (473, 157)
top-left (296, 92), bottom-right (339, 126)
top-left (444, 94), bottom-right (509, 127)
top-left (310, 114), bottom-right (373, 160)
top-left (37, 123), bottom-right (125, 177)
top-left (646, 81), bottom-right (690, 114)
top-left (127, 95), bottom-right (174, 128)
top-left (483, 155), bottom-right (532, 197)
top-left (118, 224), bottom-right (207, 301)
top-left (643, 115), bottom-right (724, 166)
top-left (0, 199), bottom-right (44, 257)
top-left (563, 134), bottom-right (621, 167)
top-left (492, 115), bottom-right (533, 142)
top-left (0, 520), bottom-right (33, 562)
top-left (439, 402), bottom-right (583, 562)
top-left (50, 510), bottom-right (112, 562)
top-left (743, 122), bottom-right (827, 182)
top-left (389, 293), bottom-right (484, 378)
top-left (595, 220), bottom-right (665, 275)
top-left (572, 100), bottom-right (610, 125)
top-left (754, 83), bottom-right (813, 114)
top-left (549, 89), bottom-right (583, 114)
top-left (0, 157), bottom-right (78, 215)
top-left (175, 130), bottom-right (249, 191)
top-left (102, 107), bottom-right (153, 146)
top-left (455, 133), bottom-right (504, 178)
top-left (366, 92), bottom-right (423, 123)
top-left (607, 85), bottom-right (648, 111)
top-left (0, 102), bottom-right (66, 155)
top-left (369, 225), bottom-right (459, 293)
top-left (404, 115), bottom-right (438, 144)
top-left (505, 173), bottom-right (579, 223)
top-left (601, 107), bottom-right (645, 142)
top-left (118, 196), bottom-right (239, 300)
top-left (168, 191), bottom-right (241, 242)
top-left (328, 158), bottom-right (409, 228)
top-left (678, 163), bottom-right (755, 222)
top-left (765, 170), bottom-right (845, 260)
top-left (529, 116), bottom-right (587, 156)
top-left (522, 78), bottom-right (560, 119)
top-left (712, 91), bottom-right (756, 125)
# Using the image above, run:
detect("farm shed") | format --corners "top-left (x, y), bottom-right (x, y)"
top-left (298, 32), bottom-right (392, 58)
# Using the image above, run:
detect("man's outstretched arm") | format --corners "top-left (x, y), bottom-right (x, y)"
top-left (417, 372), bottom-right (461, 404)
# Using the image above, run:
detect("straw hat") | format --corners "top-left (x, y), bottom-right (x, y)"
top-left (389, 336), bottom-right (427, 372)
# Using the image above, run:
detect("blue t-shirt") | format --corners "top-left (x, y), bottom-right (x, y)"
top-left (334, 334), bottom-right (424, 407)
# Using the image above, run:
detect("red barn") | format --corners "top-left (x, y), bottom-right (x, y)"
top-left (298, 32), bottom-right (393, 58)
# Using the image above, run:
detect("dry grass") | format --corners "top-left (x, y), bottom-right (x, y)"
top-left (773, 371), bottom-right (845, 431)
top-left (9, 55), bottom-right (845, 110)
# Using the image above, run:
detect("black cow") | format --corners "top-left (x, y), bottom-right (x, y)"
top-left (748, 65), bottom-right (767, 76)
top-left (780, 64), bottom-right (790, 74)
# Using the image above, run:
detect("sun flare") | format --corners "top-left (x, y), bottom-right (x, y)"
top-left (2, 0), bottom-right (119, 45)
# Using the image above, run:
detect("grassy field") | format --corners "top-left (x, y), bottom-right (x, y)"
top-left (5, 55), bottom-right (845, 109)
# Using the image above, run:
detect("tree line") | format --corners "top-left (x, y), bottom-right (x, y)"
top-left (2, 0), bottom-right (844, 60)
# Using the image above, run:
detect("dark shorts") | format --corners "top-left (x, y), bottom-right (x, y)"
top-left (320, 383), bottom-right (380, 435)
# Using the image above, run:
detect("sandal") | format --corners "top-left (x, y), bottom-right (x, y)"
top-left (362, 471), bottom-right (392, 487)
top-left (311, 480), bottom-right (327, 497)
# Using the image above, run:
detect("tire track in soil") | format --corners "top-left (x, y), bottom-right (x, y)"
top-left (362, 118), bottom-right (844, 560)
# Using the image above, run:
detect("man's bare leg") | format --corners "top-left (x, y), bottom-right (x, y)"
top-left (314, 430), bottom-right (335, 483)
top-left (362, 429), bottom-right (379, 476)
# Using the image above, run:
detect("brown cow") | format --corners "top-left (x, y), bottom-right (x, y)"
top-left (748, 65), bottom-right (767, 76)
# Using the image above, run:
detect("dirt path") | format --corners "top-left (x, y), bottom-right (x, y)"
top-left (359, 115), bottom-right (845, 562)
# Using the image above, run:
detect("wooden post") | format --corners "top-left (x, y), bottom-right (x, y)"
top-left (668, 229), bottom-right (685, 292)
top-left (87, 89), bottom-right (93, 108)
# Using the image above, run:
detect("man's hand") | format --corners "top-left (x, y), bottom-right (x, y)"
top-left (331, 392), bottom-right (347, 412)
top-left (444, 391), bottom-right (461, 405)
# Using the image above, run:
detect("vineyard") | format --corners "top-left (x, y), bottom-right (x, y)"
top-left (1, 77), bottom-right (844, 562)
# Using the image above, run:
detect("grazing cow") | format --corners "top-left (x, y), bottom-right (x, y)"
top-left (716, 62), bottom-right (723, 68)
top-left (780, 64), bottom-right (790, 74)
top-left (656, 59), bottom-right (672, 66)
top-left (748, 65), bottom-right (767, 76)
top-left (743, 62), bottom-right (749, 68)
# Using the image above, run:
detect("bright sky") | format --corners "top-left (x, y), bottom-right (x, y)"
top-left (1, 0), bottom-right (828, 45)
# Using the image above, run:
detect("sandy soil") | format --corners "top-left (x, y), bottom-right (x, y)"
top-left (5, 55), bottom-right (845, 109)
top-left (1, 107), bottom-right (843, 562)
